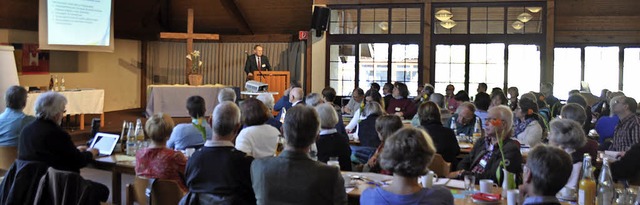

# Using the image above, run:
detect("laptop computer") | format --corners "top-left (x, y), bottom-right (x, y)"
top-left (89, 132), bottom-right (120, 157)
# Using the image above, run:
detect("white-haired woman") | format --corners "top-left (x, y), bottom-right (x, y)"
top-left (548, 118), bottom-right (587, 194)
top-left (315, 104), bottom-right (351, 171)
top-left (18, 91), bottom-right (109, 202)
top-left (256, 92), bottom-right (282, 130)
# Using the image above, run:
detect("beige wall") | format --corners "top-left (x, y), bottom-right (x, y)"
top-left (0, 29), bottom-right (141, 112)
top-left (310, 4), bottom-right (327, 93)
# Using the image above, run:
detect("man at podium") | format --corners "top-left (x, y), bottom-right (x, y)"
top-left (244, 45), bottom-right (271, 80)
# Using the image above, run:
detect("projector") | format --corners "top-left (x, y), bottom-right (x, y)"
top-left (245, 80), bottom-right (268, 92)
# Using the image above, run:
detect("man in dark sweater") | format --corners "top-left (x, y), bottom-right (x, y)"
top-left (182, 102), bottom-right (255, 204)
top-left (18, 92), bottom-right (108, 202)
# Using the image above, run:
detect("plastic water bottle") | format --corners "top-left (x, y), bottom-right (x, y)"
top-left (450, 116), bottom-right (458, 135)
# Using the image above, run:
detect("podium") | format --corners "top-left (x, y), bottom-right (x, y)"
top-left (252, 71), bottom-right (290, 103)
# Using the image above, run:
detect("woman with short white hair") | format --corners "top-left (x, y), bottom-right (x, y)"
top-left (18, 91), bottom-right (109, 202)
top-left (314, 104), bottom-right (351, 171)
top-left (548, 118), bottom-right (587, 193)
top-left (256, 93), bottom-right (282, 130)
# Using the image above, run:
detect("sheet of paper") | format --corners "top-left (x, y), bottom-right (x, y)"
top-left (446, 179), bottom-right (466, 189)
top-left (114, 154), bottom-right (136, 162)
top-left (433, 178), bottom-right (450, 186)
top-left (459, 144), bottom-right (472, 149)
top-left (345, 188), bottom-right (355, 193)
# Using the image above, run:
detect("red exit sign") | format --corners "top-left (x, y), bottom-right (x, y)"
top-left (298, 31), bottom-right (309, 40)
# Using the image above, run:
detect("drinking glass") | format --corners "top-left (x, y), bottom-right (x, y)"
top-left (328, 157), bottom-right (340, 169)
top-left (464, 174), bottom-right (476, 192)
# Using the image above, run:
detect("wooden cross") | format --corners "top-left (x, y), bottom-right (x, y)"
top-left (159, 8), bottom-right (219, 79)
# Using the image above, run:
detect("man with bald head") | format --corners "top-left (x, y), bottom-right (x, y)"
top-left (182, 101), bottom-right (255, 204)
top-left (289, 87), bottom-right (305, 106)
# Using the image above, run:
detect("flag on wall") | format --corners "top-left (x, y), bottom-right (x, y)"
top-left (13, 44), bottom-right (49, 74)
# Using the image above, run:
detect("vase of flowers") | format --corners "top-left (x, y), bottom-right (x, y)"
top-left (490, 118), bottom-right (517, 198)
top-left (187, 50), bottom-right (204, 86)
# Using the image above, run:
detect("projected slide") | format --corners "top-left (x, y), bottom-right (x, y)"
top-left (47, 0), bottom-right (111, 46)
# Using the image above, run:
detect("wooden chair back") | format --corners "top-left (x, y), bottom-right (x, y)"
top-left (428, 154), bottom-right (451, 177)
top-left (149, 179), bottom-right (185, 205)
top-left (125, 176), bottom-right (149, 205)
top-left (0, 146), bottom-right (18, 171)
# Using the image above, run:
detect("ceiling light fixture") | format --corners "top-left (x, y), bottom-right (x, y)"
top-left (517, 13), bottom-right (533, 23)
top-left (435, 10), bottom-right (453, 21)
top-left (526, 7), bottom-right (542, 13)
top-left (440, 19), bottom-right (457, 29)
top-left (512, 21), bottom-right (524, 30)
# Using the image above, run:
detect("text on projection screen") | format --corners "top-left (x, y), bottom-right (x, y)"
top-left (48, 0), bottom-right (111, 46)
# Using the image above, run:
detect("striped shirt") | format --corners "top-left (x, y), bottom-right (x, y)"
top-left (610, 114), bottom-right (640, 151)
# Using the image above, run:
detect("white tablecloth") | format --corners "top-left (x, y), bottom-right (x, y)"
top-left (24, 89), bottom-right (105, 115)
top-left (146, 85), bottom-right (227, 117)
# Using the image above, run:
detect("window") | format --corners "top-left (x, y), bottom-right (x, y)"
top-left (329, 44), bottom-right (356, 96)
top-left (553, 48), bottom-right (582, 100)
top-left (392, 44), bottom-right (420, 94)
top-left (508, 44), bottom-right (540, 94)
top-left (469, 43), bottom-right (505, 97)
top-left (361, 8), bottom-right (389, 34)
top-left (470, 7), bottom-right (504, 34)
top-left (434, 45), bottom-right (466, 94)
top-left (358, 43), bottom-right (389, 89)
top-left (391, 8), bottom-right (421, 34)
top-left (624, 48), bottom-right (640, 100)
top-left (329, 9), bottom-right (358, 34)
top-left (434, 5), bottom-right (543, 35)
top-left (584, 46), bottom-right (619, 96)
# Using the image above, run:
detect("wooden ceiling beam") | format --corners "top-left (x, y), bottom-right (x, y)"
top-left (220, 0), bottom-right (254, 35)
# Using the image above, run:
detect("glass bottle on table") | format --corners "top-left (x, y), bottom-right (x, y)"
top-left (134, 118), bottom-right (145, 150)
top-left (472, 117), bottom-right (482, 143)
top-left (126, 122), bottom-right (136, 156)
top-left (60, 76), bottom-right (65, 91)
top-left (450, 116), bottom-right (457, 135)
top-left (579, 154), bottom-right (596, 205)
top-left (596, 158), bottom-right (615, 205)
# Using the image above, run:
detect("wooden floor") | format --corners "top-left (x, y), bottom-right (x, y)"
top-left (67, 108), bottom-right (192, 204)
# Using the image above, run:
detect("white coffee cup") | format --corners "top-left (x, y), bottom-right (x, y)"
top-left (479, 179), bottom-right (498, 193)
top-left (560, 186), bottom-right (575, 199)
top-left (420, 171), bottom-right (437, 188)
top-left (507, 189), bottom-right (520, 205)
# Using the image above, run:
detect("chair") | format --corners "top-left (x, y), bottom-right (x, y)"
top-left (125, 176), bottom-right (185, 205)
top-left (125, 176), bottom-right (149, 205)
top-left (0, 146), bottom-right (18, 171)
top-left (428, 154), bottom-right (451, 177)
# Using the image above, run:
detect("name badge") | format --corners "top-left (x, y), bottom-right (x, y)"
top-left (479, 159), bottom-right (488, 168)
top-left (395, 107), bottom-right (401, 112)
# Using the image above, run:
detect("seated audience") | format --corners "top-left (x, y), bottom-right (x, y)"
top-left (610, 142), bottom-right (640, 181)
top-left (289, 87), bottom-right (305, 107)
top-left (365, 115), bottom-right (403, 174)
top-left (321, 87), bottom-right (348, 136)
top-left (251, 106), bottom-right (347, 205)
top-left (136, 113), bottom-right (187, 192)
top-left (346, 89), bottom-right (383, 135)
top-left (474, 92), bottom-right (491, 129)
top-left (531, 92), bottom-right (552, 124)
top-left (382, 83), bottom-right (394, 109)
top-left (490, 90), bottom-right (508, 110)
top-left (541, 82), bottom-right (562, 117)
top-left (167, 96), bottom-right (212, 150)
top-left (19, 92), bottom-right (109, 202)
top-left (566, 93), bottom-right (593, 134)
top-left (513, 97), bottom-right (544, 147)
top-left (315, 104), bottom-right (352, 171)
top-left (0, 86), bottom-right (35, 146)
top-left (235, 98), bottom-right (280, 158)
top-left (305, 93), bottom-right (324, 107)
top-left (361, 127), bottom-right (454, 205)
top-left (520, 145), bottom-right (573, 205)
top-left (417, 102), bottom-right (460, 164)
top-left (370, 82), bottom-right (380, 93)
top-left (413, 83), bottom-right (434, 104)
top-left (592, 89), bottom-right (612, 119)
top-left (357, 102), bottom-right (385, 148)
top-left (343, 88), bottom-right (365, 115)
top-left (454, 90), bottom-right (470, 103)
top-left (444, 102), bottom-right (481, 136)
top-left (444, 84), bottom-right (459, 112)
top-left (386, 82), bottom-right (417, 119)
top-left (256, 93), bottom-right (282, 130)
top-left (450, 105), bottom-right (523, 184)
top-left (609, 95), bottom-right (640, 151)
top-left (507, 87), bottom-right (519, 111)
top-left (218, 87), bottom-right (237, 103)
top-left (595, 92), bottom-right (625, 145)
top-left (547, 119), bottom-right (587, 194)
top-left (274, 81), bottom-right (301, 121)
top-left (182, 102), bottom-right (255, 204)
top-left (560, 103), bottom-right (598, 164)
top-left (477, 83), bottom-right (488, 94)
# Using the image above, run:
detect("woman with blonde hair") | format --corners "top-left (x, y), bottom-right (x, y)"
top-left (136, 113), bottom-right (187, 192)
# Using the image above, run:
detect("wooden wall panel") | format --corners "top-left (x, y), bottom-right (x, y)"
top-left (555, 0), bottom-right (640, 44)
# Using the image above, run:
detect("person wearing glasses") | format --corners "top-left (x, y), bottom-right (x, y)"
top-left (609, 95), bottom-right (640, 151)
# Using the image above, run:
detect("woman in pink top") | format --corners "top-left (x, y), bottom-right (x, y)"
top-left (135, 113), bottom-right (188, 192)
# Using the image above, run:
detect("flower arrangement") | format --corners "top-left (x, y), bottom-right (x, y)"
top-left (192, 118), bottom-right (206, 141)
top-left (186, 50), bottom-right (204, 74)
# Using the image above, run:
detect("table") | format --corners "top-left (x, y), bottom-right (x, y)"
top-left (92, 154), bottom-right (136, 205)
top-left (240, 91), bottom-right (278, 97)
top-left (146, 85), bottom-right (227, 117)
top-left (24, 89), bottom-right (105, 130)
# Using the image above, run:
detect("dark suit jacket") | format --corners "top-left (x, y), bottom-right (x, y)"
top-left (0, 159), bottom-right (49, 205)
top-left (18, 118), bottom-right (94, 173)
top-left (250, 150), bottom-right (347, 205)
top-left (457, 137), bottom-right (523, 185)
top-left (244, 54), bottom-right (271, 74)
top-left (420, 120), bottom-right (460, 164)
top-left (317, 132), bottom-right (352, 171)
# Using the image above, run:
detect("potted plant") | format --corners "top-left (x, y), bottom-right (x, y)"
top-left (187, 50), bottom-right (203, 86)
